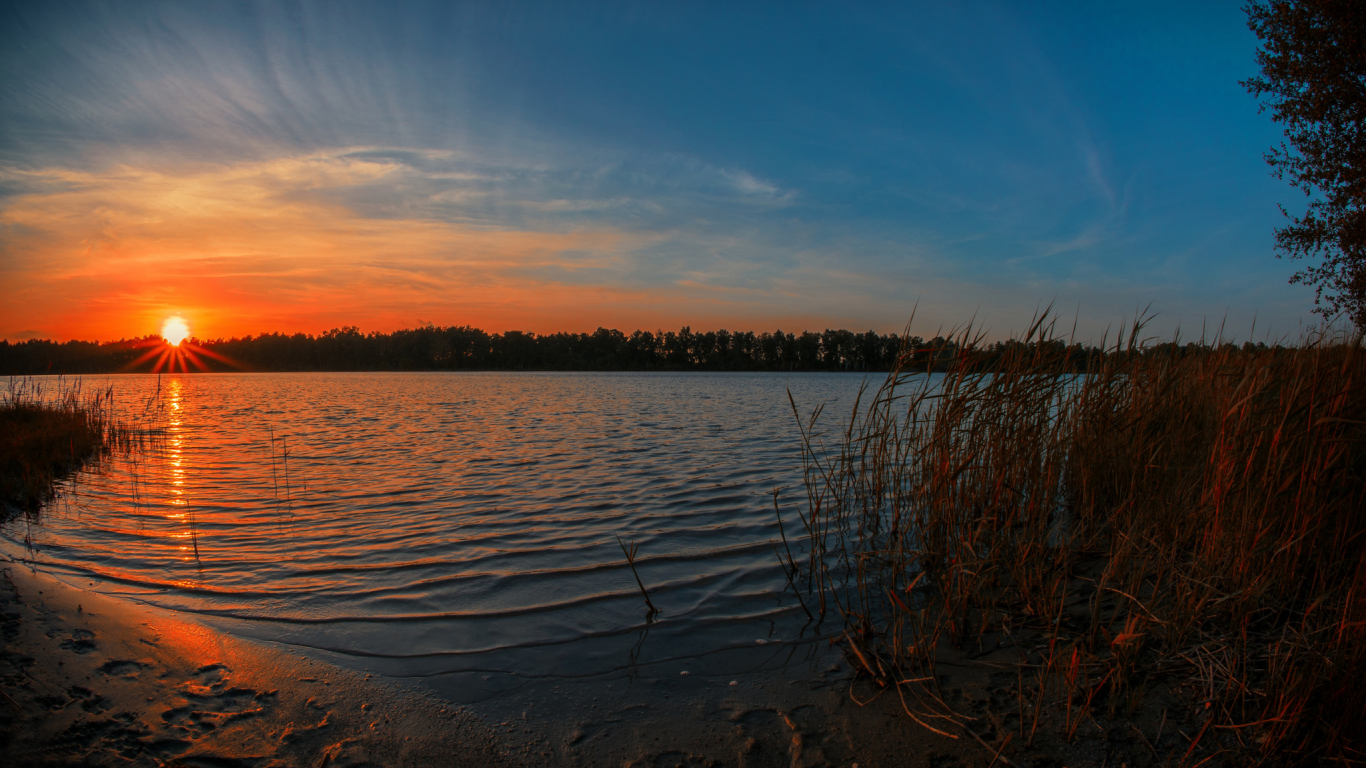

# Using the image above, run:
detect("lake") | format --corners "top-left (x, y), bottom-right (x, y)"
top-left (2, 372), bottom-right (876, 703)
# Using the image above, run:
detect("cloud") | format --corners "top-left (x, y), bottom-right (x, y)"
top-left (0, 140), bottom-right (1313, 345)
top-left (719, 168), bottom-right (791, 202)
top-left (0, 148), bottom-right (842, 341)
top-left (0, 152), bottom-right (629, 336)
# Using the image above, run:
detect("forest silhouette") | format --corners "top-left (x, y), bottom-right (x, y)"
top-left (0, 324), bottom-right (1135, 375)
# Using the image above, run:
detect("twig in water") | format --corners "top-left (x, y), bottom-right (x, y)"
top-left (281, 435), bottom-right (291, 506)
top-left (268, 425), bottom-right (279, 500)
top-left (772, 489), bottom-right (814, 621)
top-left (617, 535), bottom-right (660, 620)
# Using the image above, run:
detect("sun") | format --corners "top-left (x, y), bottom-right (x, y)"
top-left (161, 316), bottom-right (190, 346)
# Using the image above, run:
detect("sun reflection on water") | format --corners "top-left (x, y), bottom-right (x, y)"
top-left (3, 372), bottom-right (876, 684)
top-left (163, 379), bottom-right (200, 565)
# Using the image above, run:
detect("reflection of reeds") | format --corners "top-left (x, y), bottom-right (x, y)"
top-left (1, 377), bottom-right (151, 517)
top-left (790, 314), bottom-right (1365, 766)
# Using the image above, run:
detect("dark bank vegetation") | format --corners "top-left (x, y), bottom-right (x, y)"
top-left (1244, 0), bottom-right (1366, 326)
top-left (788, 315), bottom-right (1365, 766)
top-left (0, 324), bottom-right (1124, 374)
top-left (0, 379), bottom-right (150, 519)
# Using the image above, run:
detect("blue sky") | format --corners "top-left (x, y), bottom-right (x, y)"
top-left (0, 1), bottom-right (1315, 343)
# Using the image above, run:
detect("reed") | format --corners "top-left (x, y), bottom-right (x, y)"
top-left (617, 535), bottom-right (661, 621)
top-left (0, 377), bottom-right (145, 516)
top-left (788, 315), bottom-right (1366, 766)
top-left (1, 377), bottom-right (133, 513)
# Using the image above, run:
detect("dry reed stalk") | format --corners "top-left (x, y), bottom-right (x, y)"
top-left (617, 535), bottom-right (660, 620)
top-left (789, 314), bottom-right (1366, 766)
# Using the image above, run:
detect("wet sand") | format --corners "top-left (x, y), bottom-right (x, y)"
top-left (464, 656), bottom-right (992, 767)
top-left (2, 557), bottom-right (1170, 767)
top-left (0, 558), bottom-right (988, 767)
top-left (0, 563), bottom-right (517, 767)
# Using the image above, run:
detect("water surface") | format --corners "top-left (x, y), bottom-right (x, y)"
top-left (4, 372), bottom-right (873, 701)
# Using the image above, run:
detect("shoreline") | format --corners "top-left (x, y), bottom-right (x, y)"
top-left (0, 557), bottom-right (1018, 767)
top-left (0, 561), bottom-right (520, 767)
top-left (0, 553), bottom-right (1210, 767)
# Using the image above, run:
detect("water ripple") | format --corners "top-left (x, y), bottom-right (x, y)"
top-left (3, 371), bottom-right (870, 682)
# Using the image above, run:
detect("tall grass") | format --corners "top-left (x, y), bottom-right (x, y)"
top-left (1, 378), bottom-right (146, 516)
top-left (789, 315), bottom-right (1365, 765)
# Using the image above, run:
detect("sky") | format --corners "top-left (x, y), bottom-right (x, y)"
top-left (0, 1), bottom-right (1319, 344)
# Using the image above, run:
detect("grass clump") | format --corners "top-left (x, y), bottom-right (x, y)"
top-left (1, 378), bottom-right (135, 516)
top-left (788, 314), bottom-right (1366, 766)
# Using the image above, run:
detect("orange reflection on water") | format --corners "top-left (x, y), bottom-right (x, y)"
top-left (162, 379), bottom-right (199, 565)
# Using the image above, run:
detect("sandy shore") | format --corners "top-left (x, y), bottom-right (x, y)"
top-left (1, 554), bottom-right (1167, 767)
top-left (0, 554), bottom-right (992, 767)
top-left (0, 562), bottom-right (520, 767)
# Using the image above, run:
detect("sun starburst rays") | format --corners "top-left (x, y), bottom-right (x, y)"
top-left (125, 334), bottom-right (242, 373)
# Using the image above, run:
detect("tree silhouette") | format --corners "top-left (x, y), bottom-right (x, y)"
top-left (0, 324), bottom-right (1116, 376)
top-left (1244, 0), bottom-right (1366, 325)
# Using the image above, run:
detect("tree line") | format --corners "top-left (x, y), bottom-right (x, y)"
top-left (0, 324), bottom-right (1123, 375)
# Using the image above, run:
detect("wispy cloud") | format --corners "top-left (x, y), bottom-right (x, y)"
top-left (0, 2), bottom-right (1319, 342)
top-left (0, 149), bottom-right (827, 340)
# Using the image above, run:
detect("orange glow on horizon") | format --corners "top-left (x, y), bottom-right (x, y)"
top-left (0, 152), bottom-right (913, 342)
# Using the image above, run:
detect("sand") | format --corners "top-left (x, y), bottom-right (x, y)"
top-left (0, 563), bottom-right (518, 767)
top-left (0, 555), bottom-right (989, 767)
top-left (1, 556), bottom-right (1177, 767)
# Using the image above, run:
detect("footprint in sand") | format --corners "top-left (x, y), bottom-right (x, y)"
top-left (68, 684), bottom-right (114, 713)
top-left (160, 664), bottom-right (278, 736)
top-left (97, 659), bottom-right (144, 677)
top-left (35, 693), bottom-right (68, 711)
top-left (58, 628), bottom-right (97, 654)
top-left (1, 610), bottom-right (20, 641)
